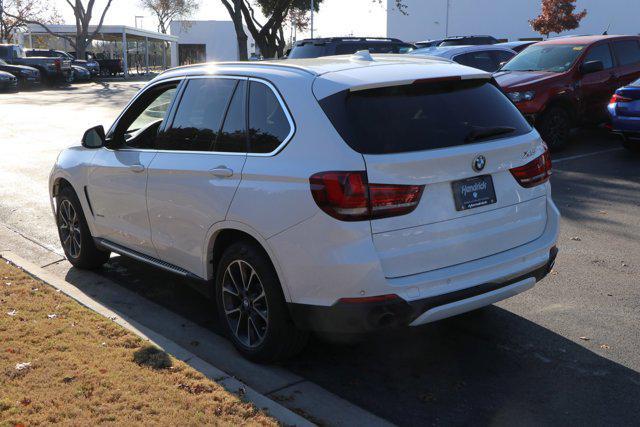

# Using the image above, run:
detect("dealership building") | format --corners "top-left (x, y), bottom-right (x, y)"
top-left (387, 0), bottom-right (640, 42)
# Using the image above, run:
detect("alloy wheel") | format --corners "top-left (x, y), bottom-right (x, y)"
top-left (221, 260), bottom-right (269, 348)
top-left (58, 199), bottom-right (81, 259)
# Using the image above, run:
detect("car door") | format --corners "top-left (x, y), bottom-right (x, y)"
top-left (146, 76), bottom-right (248, 277)
top-left (579, 42), bottom-right (618, 121)
top-left (611, 39), bottom-right (640, 86)
top-left (87, 80), bottom-right (181, 256)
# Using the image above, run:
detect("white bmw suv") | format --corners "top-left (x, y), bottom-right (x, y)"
top-left (49, 53), bottom-right (559, 362)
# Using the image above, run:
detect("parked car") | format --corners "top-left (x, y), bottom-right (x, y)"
top-left (496, 40), bottom-right (538, 53)
top-left (494, 35), bottom-right (640, 150)
top-left (0, 44), bottom-right (71, 85)
top-left (26, 49), bottom-right (100, 76)
top-left (89, 52), bottom-right (123, 76)
top-left (71, 65), bottom-right (92, 82)
top-left (608, 77), bottom-right (640, 151)
top-left (411, 45), bottom-right (517, 72)
top-left (0, 70), bottom-right (18, 91)
top-left (288, 37), bottom-right (415, 59)
top-left (0, 58), bottom-right (41, 88)
top-left (439, 35), bottom-right (500, 47)
top-left (50, 54), bottom-right (559, 362)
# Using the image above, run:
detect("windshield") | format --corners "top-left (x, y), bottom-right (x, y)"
top-left (288, 43), bottom-right (327, 59)
top-left (631, 77), bottom-right (640, 87)
top-left (502, 44), bottom-right (584, 72)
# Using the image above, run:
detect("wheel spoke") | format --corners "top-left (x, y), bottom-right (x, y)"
top-left (222, 259), bottom-right (269, 348)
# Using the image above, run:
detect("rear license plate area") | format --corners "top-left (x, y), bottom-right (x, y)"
top-left (452, 175), bottom-right (497, 211)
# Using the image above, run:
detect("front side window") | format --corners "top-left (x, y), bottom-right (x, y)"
top-left (584, 44), bottom-right (614, 69)
top-left (612, 40), bottom-right (640, 66)
top-left (248, 81), bottom-right (291, 154)
top-left (159, 78), bottom-right (238, 151)
top-left (502, 44), bottom-right (584, 73)
top-left (111, 82), bottom-right (179, 149)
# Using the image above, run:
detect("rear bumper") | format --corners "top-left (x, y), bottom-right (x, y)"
top-left (288, 247), bottom-right (557, 333)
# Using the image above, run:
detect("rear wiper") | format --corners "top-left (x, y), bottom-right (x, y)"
top-left (464, 126), bottom-right (516, 143)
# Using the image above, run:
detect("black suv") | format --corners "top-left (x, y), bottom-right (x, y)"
top-left (288, 37), bottom-right (415, 59)
top-left (439, 35), bottom-right (499, 47)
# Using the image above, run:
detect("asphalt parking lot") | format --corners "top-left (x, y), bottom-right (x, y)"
top-left (1, 82), bottom-right (639, 426)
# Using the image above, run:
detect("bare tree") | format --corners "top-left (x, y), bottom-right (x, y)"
top-left (140, 0), bottom-right (200, 34)
top-left (13, 0), bottom-right (114, 59)
top-left (218, 0), bottom-right (407, 61)
top-left (0, 0), bottom-right (61, 43)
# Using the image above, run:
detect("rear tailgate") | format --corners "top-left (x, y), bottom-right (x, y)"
top-left (316, 64), bottom-right (550, 278)
top-left (365, 135), bottom-right (548, 278)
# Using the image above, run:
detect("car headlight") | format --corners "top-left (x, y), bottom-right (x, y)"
top-left (507, 91), bottom-right (536, 103)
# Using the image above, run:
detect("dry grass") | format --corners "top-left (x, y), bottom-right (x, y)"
top-left (0, 258), bottom-right (278, 426)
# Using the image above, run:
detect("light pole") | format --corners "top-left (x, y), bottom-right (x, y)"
top-left (445, 0), bottom-right (450, 38)
top-left (310, 0), bottom-right (314, 39)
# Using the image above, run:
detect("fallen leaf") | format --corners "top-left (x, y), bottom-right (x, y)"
top-left (20, 398), bottom-right (31, 406)
top-left (598, 210), bottom-right (608, 215)
top-left (571, 236), bottom-right (582, 241)
top-left (7, 310), bottom-right (17, 316)
top-left (47, 314), bottom-right (58, 319)
top-left (579, 336), bottom-right (590, 341)
top-left (600, 344), bottom-right (611, 350)
top-left (237, 386), bottom-right (246, 397)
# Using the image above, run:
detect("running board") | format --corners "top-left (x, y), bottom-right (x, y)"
top-left (96, 239), bottom-right (194, 278)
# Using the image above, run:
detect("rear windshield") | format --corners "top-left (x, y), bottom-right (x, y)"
top-left (319, 79), bottom-right (531, 155)
top-left (289, 43), bottom-right (327, 59)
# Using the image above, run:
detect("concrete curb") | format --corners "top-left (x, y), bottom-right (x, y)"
top-left (1, 250), bottom-right (313, 427)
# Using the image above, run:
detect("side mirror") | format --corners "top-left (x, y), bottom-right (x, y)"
top-left (82, 125), bottom-right (106, 149)
top-left (581, 60), bottom-right (604, 75)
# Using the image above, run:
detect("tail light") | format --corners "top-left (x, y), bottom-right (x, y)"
top-left (609, 93), bottom-right (632, 105)
top-left (54, 59), bottom-right (61, 71)
top-left (310, 171), bottom-right (424, 221)
top-left (509, 146), bottom-right (552, 188)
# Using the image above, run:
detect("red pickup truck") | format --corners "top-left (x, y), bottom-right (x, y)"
top-left (494, 35), bottom-right (640, 149)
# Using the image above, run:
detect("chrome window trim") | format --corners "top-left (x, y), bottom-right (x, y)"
top-left (106, 74), bottom-right (296, 157)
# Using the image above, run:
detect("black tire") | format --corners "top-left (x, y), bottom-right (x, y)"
top-left (215, 240), bottom-right (308, 363)
top-left (56, 186), bottom-right (111, 269)
top-left (538, 106), bottom-right (572, 151)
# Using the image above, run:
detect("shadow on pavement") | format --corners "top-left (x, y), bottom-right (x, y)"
top-left (64, 254), bottom-right (640, 426)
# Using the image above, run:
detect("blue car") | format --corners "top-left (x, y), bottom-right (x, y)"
top-left (608, 77), bottom-right (640, 151)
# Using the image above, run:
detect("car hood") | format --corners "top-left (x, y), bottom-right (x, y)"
top-left (493, 70), bottom-right (561, 90)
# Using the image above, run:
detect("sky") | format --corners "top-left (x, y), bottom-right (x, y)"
top-left (52, 0), bottom-right (388, 39)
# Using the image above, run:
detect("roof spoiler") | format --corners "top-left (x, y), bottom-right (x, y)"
top-left (348, 73), bottom-right (492, 92)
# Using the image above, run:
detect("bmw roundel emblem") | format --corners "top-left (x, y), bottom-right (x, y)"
top-left (473, 155), bottom-right (486, 172)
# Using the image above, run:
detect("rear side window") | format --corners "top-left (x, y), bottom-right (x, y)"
top-left (161, 78), bottom-right (237, 151)
top-left (248, 81), bottom-right (292, 153)
top-left (584, 44), bottom-right (614, 69)
top-left (319, 79), bottom-right (531, 155)
top-left (612, 40), bottom-right (640, 66)
top-left (214, 81), bottom-right (247, 153)
top-left (454, 51), bottom-right (498, 72)
top-left (492, 50), bottom-right (516, 65)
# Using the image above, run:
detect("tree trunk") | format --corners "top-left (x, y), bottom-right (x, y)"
top-left (236, 30), bottom-right (248, 61)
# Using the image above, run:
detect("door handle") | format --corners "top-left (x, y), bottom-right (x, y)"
top-left (129, 164), bottom-right (145, 173)
top-left (209, 166), bottom-right (234, 178)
